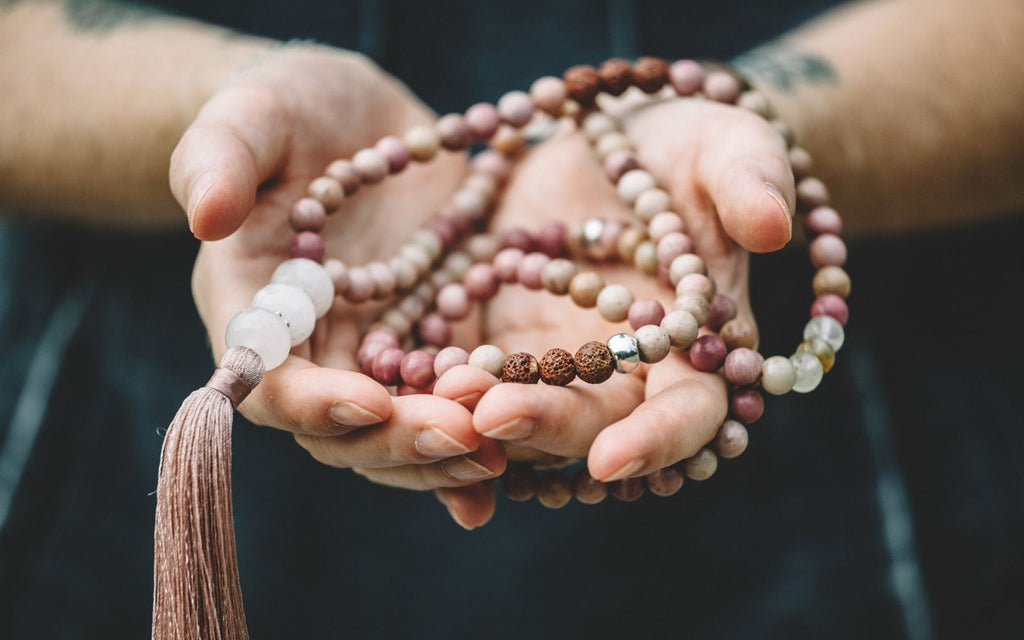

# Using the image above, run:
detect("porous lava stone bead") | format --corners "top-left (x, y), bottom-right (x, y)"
top-left (501, 352), bottom-right (541, 384)
top-left (598, 58), bottom-right (633, 96)
top-left (501, 464), bottom-right (538, 502)
top-left (537, 472), bottom-right (573, 508)
top-left (564, 64), bottom-right (601, 105)
top-left (574, 341), bottom-right (615, 384)
top-left (572, 468), bottom-right (608, 504)
top-left (610, 477), bottom-right (645, 502)
top-left (539, 348), bottom-right (576, 386)
top-left (631, 56), bottom-right (670, 93)
top-left (645, 467), bottom-right (685, 497)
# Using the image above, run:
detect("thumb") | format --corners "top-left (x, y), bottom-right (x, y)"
top-left (169, 94), bottom-right (288, 241)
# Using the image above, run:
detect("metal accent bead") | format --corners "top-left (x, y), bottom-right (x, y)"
top-left (607, 333), bottom-right (641, 374)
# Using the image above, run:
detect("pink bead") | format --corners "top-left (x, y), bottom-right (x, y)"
top-left (493, 247), bottom-right (525, 282)
top-left (535, 222), bottom-right (567, 257)
top-left (364, 328), bottom-right (400, 348)
top-left (436, 113), bottom-right (471, 151)
top-left (372, 347), bottom-right (405, 386)
top-left (436, 283), bottom-right (471, 320)
top-left (423, 218), bottom-right (458, 249)
top-left (715, 420), bottom-right (749, 459)
top-left (517, 252), bottom-right (550, 290)
top-left (603, 149), bottom-right (640, 183)
top-left (344, 266), bottom-right (375, 303)
top-left (465, 103), bottom-right (501, 140)
top-left (418, 313), bottom-right (452, 347)
top-left (804, 206), bottom-right (844, 236)
top-left (289, 231), bottom-right (325, 263)
top-left (707, 293), bottom-right (738, 331)
top-left (669, 59), bottom-right (704, 96)
top-left (289, 198), bottom-right (327, 232)
top-left (376, 136), bottom-right (411, 174)
top-left (703, 71), bottom-right (741, 103)
top-left (599, 219), bottom-right (626, 257)
top-left (464, 263), bottom-right (499, 300)
top-left (730, 388), bottom-right (765, 424)
top-left (497, 90), bottom-right (535, 127)
top-left (471, 150), bottom-right (512, 182)
top-left (689, 335), bottom-right (728, 372)
top-left (647, 212), bottom-right (684, 242)
top-left (325, 159), bottom-right (360, 195)
top-left (530, 76), bottom-right (567, 116)
top-left (627, 299), bottom-right (666, 330)
top-left (796, 177), bottom-right (830, 208)
top-left (656, 232), bottom-right (694, 266)
top-left (400, 350), bottom-right (436, 389)
top-left (452, 189), bottom-right (487, 222)
top-left (433, 346), bottom-right (470, 378)
top-left (501, 228), bottom-right (535, 252)
top-left (809, 233), bottom-right (848, 268)
top-left (657, 265), bottom-right (673, 289)
top-left (724, 348), bottom-right (765, 386)
top-left (357, 332), bottom-right (398, 374)
top-left (811, 293), bottom-right (850, 326)
top-left (324, 259), bottom-right (349, 295)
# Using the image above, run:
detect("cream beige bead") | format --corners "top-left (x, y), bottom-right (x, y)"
top-left (352, 148), bottom-right (389, 183)
top-left (582, 111), bottom-right (619, 141)
top-left (660, 309), bottom-right (699, 348)
top-left (813, 265), bottom-right (852, 298)
top-left (675, 273), bottom-right (716, 301)
top-left (467, 234), bottom-right (501, 262)
top-left (367, 261), bottom-right (396, 299)
top-left (633, 240), bottom-right (658, 275)
top-left (399, 243), bottom-right (432, 274)
top-left (634, 188), bottom-right (671, 222)
top-left (307, 176), bottom-right (345, 211)
top-left (540, 258), bottom-right (578, 295)
top-left (410, 228), bottom-right (443, 260)
top-left (404, 125), bottom-right (441, 162)
top-left (464, 173), bottom-right (498, 200)
top-left (617, 170), bottom-right (657, 205)
top-left (669, 253), bottom-right (707, 286)
top-left (595, 131), bottom-right (632, 161)
top-left (381, 308), bottom-right (413, 336)
top-left (634, 324), bottom-right (671, 363)
top-left (443, 251), bottom-right (474, 280)
top-left (761, 355), bottom-right (797, 395)
top-left (616, 227), bottom-right (646, 262)
top-left (569, 271), bottom-right (605, 308)
top-left (596, 284), bottom-right (634, 322)
top-left (468, 344), bottom-right (506, 378)
top-left (647, 212), bottom-right (684, 242)
top-left (389, 257), bottom-right (418, 290)
top-left (683, 447), bottom-right (718, 480)
top-left (673, 293), bottom-right (710, 326)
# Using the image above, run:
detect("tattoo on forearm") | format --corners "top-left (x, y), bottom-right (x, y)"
top-left (0, 0), bottom-right (169, 32)
top-left (732, 44), bottom-right (838, 93)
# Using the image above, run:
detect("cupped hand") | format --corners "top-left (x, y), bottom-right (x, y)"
top-left (171, 44), bottom-right (505, 500)
top-left (434, 96), bottom-right (794, 526)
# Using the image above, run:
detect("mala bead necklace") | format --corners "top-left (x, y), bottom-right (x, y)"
top-left (153, 57), bottom-right (851, 640)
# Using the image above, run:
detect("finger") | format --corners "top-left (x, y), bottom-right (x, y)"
top-left (470, 374), bottom-right (645, 458)
top-left (587, 362), bottom-right (727, 481)
top-left (351, 439), bottom-right (507, 490)
top-left (240, 356), bottom-right (393, 435)
top-left (294, 394), bottom-right (480, 469)
top-left (169, 88), bottom-right (289, 240)
top-left (432, 364), bottom-right (501, 411)
top-left (436, 482), bottom-right (498, 530)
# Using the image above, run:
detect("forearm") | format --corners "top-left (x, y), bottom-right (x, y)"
top-left (0, 1), bottom-right (271, 227)
top-left (736, 0), bottom-right (1024, 235)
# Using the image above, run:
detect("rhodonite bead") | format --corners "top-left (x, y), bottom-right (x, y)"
top-left (610, 477), bottom-right (645, 502)
top-left (468, 344), bottom-right (506, 378)
top-left (569, 271), bottom-right (604, 308)
top-left (703, 71), bottom-right (741, 103)
top-left (467, 233), bottom-right (502, 262)
top-left (324, 259), bottom-right (349, 296)
top-left (804, 315), bottom-right (846, 351)
top-left (405, 125), bottom-right (441, 162)
top-left (436, 113), bottom-right (472, 151)
top-left (673, 293), bottom-right (710, 326)
top-left (352, 148), bottom-right (389, 184)
top-left (707, 293), bottom-right (738, 330)
top-left (645, 467), bottom-right (685, 497)
top-left (289, 198), bottom-right (327, 232)
top-left (529, 76), bottom-right (567, 116)
top-left (730, 388), bottom-right (764, 424)
top-left (676, 273), bottom-right (715, 301)
top-left (661, 309), bottom-right (699, 349)
top-left (607, 333), bottom-right (641, 374)
top-left (375, 136), bottom-right (411, 173)
top-left (603, 149), bottom-right (640, 183)
top-left (453, 188), bottom-right (487, 221)
top-left (436, 283), bottom-right (471, 320)
top-left (647, 211), bottom-right (685, 242)
top-left (494, 122), bottom-right (525, 155)
top-left (367, 261), bottom-right (396, 299)
top-left (790, 352), bottom-right (825, 393)
top-left (540, 258), bottom-right (577, 295)
top-left (400, 350), bottom-right (436, 389)
top-left (788, 147), bottom-right (814, 176)
top-left (465, 102), bottom-right (501, 140)
top-left (631, 56), bottom-right (670, 93)
top-left (493, 247), bottom-right (525, 283)
top-left (797, 337), bottom-right (836, 373)
top-left (656, 232), bottom-right (693, 266)
top-left (719, 318), bottom-right (758, 351)
top-left (418, 313), bottom-right (452, 347)
top-left (813, 265), bottom-right (852, 299)
top-left (628, 299), bottom-right (665, 330)
top-left (307, 176), bottom-right (344, 211)
top-left (344, 266), bottom-right (375, 303)
top-left (433, 346), bottom-right (470, 378)
top-left (714, 420), bottom-right (749, 458)
top-left (497, 90), bottom-right (535, 128)
top-left (251, 283), bottom-right (316, 347)
top-left (389, 257), bottom-right (418, 290)
top-left (502, 464), bottom-right (538, 502)
top-left (683, 448), bottom-right (718, 480)
top-left (471, 149), bottom-right (512, 182)
top-left (598, 58), bottom-right (633, 95)
top-left (574, 341), bottom-right (615, 384)
top-left (537, 472), bottom-right (573, 508)
top-left (617, 170), bottom-right (657, 205)
top-left (669, 253), bottom-right (707, 285)
top-left (669, 59), bottom-right (704, 96)
top-left (761, 355), bottom-right (797, 395)
top-left (796, 177), bottom-right (830, 207)
top-left (724, 348), bottom-right (764, 386)
top-left (563, 64), bottom-right (601, 105)
top-left (464, 263), bottom-right (500, 300)
top-left (572, 468), bottom-right (608, 504)
top-left (502, 352), bottom-right (541, 384)
top-left (804, 206), bottom-right (844, 236)
top-left (539, 348), bottom-right (576, 386)
top-left (397, 294), bottom-right (427, 322)
top-left (289, 231), bottom-right (325, 263)
top-left (597, 284), bottom-right (635, 322)
top-left (635, 188), bottom-right (671, 222)
top-left (516, 252), bottom-right (551, 290)
top-left (271, 258), bottom-right (334, 317)
top-left (225, 307), bottom-right (292, 371)
top-left (325, 159), bottom-right (361, 195)
top-left (811, 293), bottom-right (849, 326)
top-left (535, 222), bottom-right (567, 257)
top-left (810, 233), bottom-right (848, 268)
top-left (689, 334), bottom-right (728, 372)
top-left (371, 347), bottom-right (405, 386)
top-left (634, 324), bottom-right (671, 363)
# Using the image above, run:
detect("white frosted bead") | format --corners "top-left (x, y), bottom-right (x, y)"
top-left (669, 253), bottom-right (707, 286)
top-left (761, 355), bottom-right (797, 395)
top-left (803, 315), bottom-right (845, 352)
top-left (225, 307), bottom-right (291, 371)
top-left (271, 258), bottom-right (334, 318)
top-left (251, 283), bottom-right (316, 346)
top-left (468, 344), bottom-right (506, 378)
top-left (790, 352), bottom-right (824, 393)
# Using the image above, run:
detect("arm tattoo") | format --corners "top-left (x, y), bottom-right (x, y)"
top-left (732, 43), bottom-right (838, 93)
top-left (0, 0), bottom-right (170, 32)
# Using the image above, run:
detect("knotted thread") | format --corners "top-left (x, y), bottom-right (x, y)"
top-left (153, 346), bottom-right (264, 640)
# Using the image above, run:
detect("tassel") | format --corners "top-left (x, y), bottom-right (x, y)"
top-left (153, 346), bottom-right (265, 640)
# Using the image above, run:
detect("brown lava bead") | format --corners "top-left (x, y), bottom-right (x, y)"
top-left (502, 352), bottom-right (541, 384)
top-left (564, 65), bottom-right (601, 106)
top-left (537, 472), bottom-right (573, 508)
top-left (501, 464), bottom-right (538, 502)
top-left (632, 56), bottom-right (670, 93)
top-left (572, 468), bottom-right (608, 504)
top-left (574, 341), bottom-right (615, 384)
top-left (539, 348), bottom-right (577, 386)
top-left (598, 58), bottom-right (633, 96)
top-left (610, 477), bottom-right (645, 502)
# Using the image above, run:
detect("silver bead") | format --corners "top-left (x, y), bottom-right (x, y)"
top-left (607, 333), bottom-right (641, 374)
top-left (580, 218), bottom-right (611, 260)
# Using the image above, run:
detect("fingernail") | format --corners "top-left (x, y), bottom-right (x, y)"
top-left (415, 427), bottom-right (472, 458)
top-left (454, 392), bottom-right (482, 409)
top-left (604, 458), bottom-right (645, 482)
top-left (328, 402), bottom-right (383, 428)
top-left (481, 417), bottom-right (535, 440)
top-left (186, 171), bottom-right (215, 224)
top-left (764, 182), bottom-right (792, 220)
top-left (442, 456), bottom-right (495, 481)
